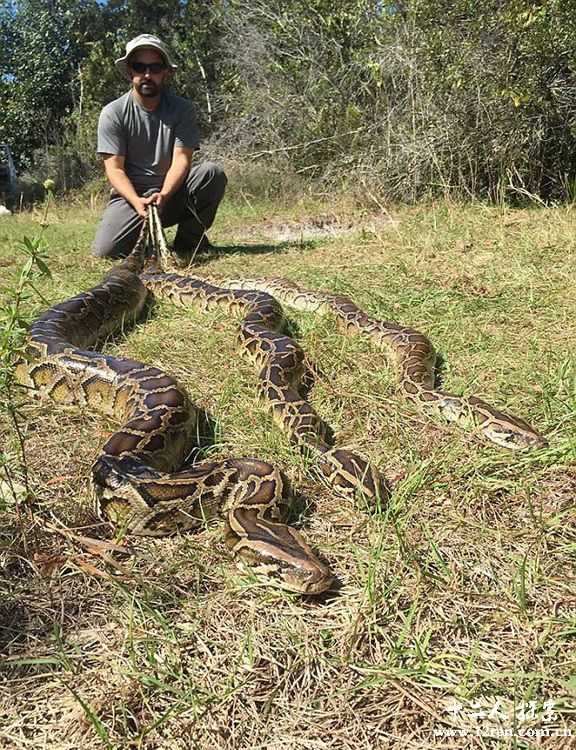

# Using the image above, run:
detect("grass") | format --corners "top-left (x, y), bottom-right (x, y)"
top-left (1, 193), bottom-right (575, 748)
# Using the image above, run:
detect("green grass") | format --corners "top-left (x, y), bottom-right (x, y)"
top-left (1, 195), bottom-right (575, 748)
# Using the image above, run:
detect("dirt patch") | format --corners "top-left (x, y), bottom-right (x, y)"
top-left (253, 212), bottom-right (396, 242)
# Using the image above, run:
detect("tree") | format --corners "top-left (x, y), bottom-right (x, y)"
top-left (0, 0), bottom-right (91, 169)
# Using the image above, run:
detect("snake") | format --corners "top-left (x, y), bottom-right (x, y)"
top-left (14, 224), bottom-right (333, 594)
top-left (218, 278), bottom-right (548, 452)
top-left (14, 207), bottom-right (546, 594)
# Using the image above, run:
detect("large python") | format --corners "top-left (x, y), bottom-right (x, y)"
top-left (15, 207), bottom-right (546, 595)
top-left (14, 224), bottom-right (333, 594)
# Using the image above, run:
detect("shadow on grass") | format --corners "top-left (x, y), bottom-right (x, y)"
top-left (190, 238), bottom-right (320, 266)
top-left (434, 350), bottom-right (447, 389)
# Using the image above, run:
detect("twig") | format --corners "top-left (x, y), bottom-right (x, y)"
top-left (194, 52), bottom-right (212, 125)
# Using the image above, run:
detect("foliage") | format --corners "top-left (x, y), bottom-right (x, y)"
top-left (3, 0), bottom-right (576, 200)
top-left (0, 0), bottom-right (87, 169)
top-left (0, 235), bottom-right (50, 393)
top-left (213, 0), bottom-right (576, 201)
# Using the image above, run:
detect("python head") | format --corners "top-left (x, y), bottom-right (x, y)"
top-left (484, 419), bottom-right (548, 450)
top-left (91, 454), bottom-right (157, 532)
top-left (467, 397), bottom-right (549, 451)
top-left (224, 511), bottom-right (334, 595)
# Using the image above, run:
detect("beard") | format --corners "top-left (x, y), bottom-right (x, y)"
top-left (137, 80), bottom-right (161, 98)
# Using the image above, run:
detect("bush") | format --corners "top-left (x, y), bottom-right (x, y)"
top-left (211, 0), bottom-right (576, 202)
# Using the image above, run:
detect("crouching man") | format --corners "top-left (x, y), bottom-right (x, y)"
top-left (92, 33), bottom-right (226, 264)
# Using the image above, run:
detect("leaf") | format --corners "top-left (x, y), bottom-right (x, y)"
top-left (20, 257), bottom-right (33, 278)
top-left (22, 236), bottom-right (38, 254)
top-left (33, 552), bottom-right (67, 577)
top-left (72, 534), bottom-right (131, 556)
top-left (34, 256), bottom-right (51, 277)
top-left (72, 557), bottom-right (110, 579)
top-left (0, 477), bottom-right (27, 504)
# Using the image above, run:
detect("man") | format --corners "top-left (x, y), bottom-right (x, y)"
top-left (92, 34), bottom-right (226, 263)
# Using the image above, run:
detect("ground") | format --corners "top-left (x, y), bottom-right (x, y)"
top-left (0, 194), bottom-right (575, 749)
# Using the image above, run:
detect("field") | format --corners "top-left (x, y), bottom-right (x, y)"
top-left (1, 194), bottom-right (575, 749)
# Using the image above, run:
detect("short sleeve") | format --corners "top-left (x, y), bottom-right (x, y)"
top-left (97, 105), bottom-right (126, 156)
top-left (174, 101), bottom-right (201, 150)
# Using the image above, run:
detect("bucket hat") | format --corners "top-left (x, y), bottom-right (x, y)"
top-left (115, 34), bottom-right (178, 80)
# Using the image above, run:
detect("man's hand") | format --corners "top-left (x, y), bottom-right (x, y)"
top-left (132, 196), bottom-right (151, 218)
top-left (144, 191), bottom-right (167, 212)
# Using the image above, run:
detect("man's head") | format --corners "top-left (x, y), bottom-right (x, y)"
top-left (129, 48), bottom-right (171, 99)
top-left (115, 34), bottom-right (178, 97)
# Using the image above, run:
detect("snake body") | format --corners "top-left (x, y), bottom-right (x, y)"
top-left (220, 277), bottom-right (547, 451)
top-left (14, 243), bottom-right (333, 594)
top-left (141, 270), bottom-right (389, 507)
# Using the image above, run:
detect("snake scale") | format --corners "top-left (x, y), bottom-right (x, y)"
top-left (14, 206), bottom-right (546, 594)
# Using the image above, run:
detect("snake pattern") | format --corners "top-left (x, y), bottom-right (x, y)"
top-left (219, 278), bottom-right (548, 451)
top-left (14, 206), bottom-right (547, 594)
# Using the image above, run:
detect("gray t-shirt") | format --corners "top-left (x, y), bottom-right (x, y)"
top-left (97, 90), bottom-right (200, 192)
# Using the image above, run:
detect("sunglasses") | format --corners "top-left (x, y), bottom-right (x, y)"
top-left (130, 61), bottom-right (166, 75)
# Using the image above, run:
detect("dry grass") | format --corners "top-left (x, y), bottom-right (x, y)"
top-left (1, 195), bottom-right (575, 749)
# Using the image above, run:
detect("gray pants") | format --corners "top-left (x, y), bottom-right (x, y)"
top-left (91, 161), bottom-right (227, 258)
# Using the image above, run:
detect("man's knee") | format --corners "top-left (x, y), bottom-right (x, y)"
top-left (92, 198), bottom-right (140, 258)
top-left (196, 160), bottom-right (227, 183)
top-left (189, 161), bottom-right (227, 198)
top-left (91, 234), bottom-right (130, 258)
top-left (91, 237), bottom-right (117, 258)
